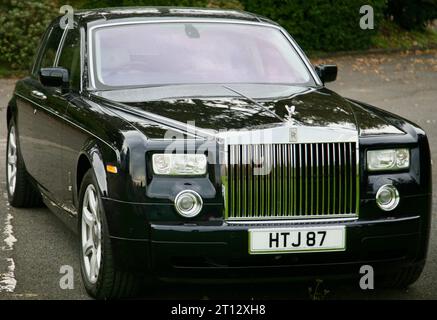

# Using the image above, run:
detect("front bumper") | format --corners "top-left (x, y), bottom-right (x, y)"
top-left (106, 204), bottom-right (429, 282)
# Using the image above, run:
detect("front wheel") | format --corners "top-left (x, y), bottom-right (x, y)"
top-left (78, 170), bottom-right (140, 299)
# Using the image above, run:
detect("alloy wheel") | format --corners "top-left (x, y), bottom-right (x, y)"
top-left (81, 184), bottom-right (102, 284)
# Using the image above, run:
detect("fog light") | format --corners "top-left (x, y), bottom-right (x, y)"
top-left (174, 190), bottom-right (203, 218)
top-left (376, 184), bottom-right (399, 211)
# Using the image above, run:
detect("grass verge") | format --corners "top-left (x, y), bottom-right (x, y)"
top-left (371, 20), bottom-right (437, 50)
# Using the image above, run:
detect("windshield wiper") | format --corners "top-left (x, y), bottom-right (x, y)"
top-left (222, 85), bottom-right (284, 122)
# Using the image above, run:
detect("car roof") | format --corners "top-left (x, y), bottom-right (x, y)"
top-left (72, 6), bottom-right (277, 26)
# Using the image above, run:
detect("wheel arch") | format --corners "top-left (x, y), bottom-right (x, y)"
top-left (76, 154), bottom-right (92, 200)
top-left (75, 140), bottom-right (115, 208)
top-left (7, 105), bottom-right (12, 127)
top-left (6, 99), bottom-right (17, 128)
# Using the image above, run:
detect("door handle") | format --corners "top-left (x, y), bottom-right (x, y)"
top-left (31, 90), bottom-right (47, 100)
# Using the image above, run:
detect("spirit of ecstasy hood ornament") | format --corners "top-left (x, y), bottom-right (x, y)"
top-left (285, 105), bottom-right (298, 142)
top-left (285, 104), bottom-right (296, 123)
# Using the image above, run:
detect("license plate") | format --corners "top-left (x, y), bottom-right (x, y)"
top-left (248, 226), bottom-right (346, 254)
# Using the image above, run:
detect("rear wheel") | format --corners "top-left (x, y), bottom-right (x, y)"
top-left (79, 170), bottom-right (140, 299)
top-left (6, 120), bottom-right (42, 208)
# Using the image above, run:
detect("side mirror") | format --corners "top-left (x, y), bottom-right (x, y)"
top-left (315, 64), bottom-right (337, 84)
top-left (39, 67), bottom-right (69, 91)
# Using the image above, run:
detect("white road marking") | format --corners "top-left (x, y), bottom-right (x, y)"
top-left (0, 258), bottom-right (16, 292)
top-left (0, 192), bottom-right (17, 293)
top-left (2, 212), bottom-right (17, 251)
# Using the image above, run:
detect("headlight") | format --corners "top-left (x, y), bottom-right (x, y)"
top-left (152, 154), bottom-right (207, 175)
top-left (367, 148), bottom-right (410, 171)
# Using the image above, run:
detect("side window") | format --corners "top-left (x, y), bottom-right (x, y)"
top-left (57, 29), bottom-right (81, 91)
top-left (39, 25), bottom-right (65, 69)
top-left (31, 26), bottom-right (51, 76)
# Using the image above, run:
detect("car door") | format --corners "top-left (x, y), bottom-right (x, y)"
top-left (23, 23), bottom-right (68, 201)
top-left (55, 26), bottom-right (83, 212)
top-left (14, 23), bottom-right (60, 184)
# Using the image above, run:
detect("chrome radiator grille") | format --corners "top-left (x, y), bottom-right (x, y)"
top-left (225, 142), bottom-right (359, 220)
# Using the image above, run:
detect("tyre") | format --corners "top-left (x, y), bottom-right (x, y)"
top-left (78, 170), bottom-right (140, 299)
top-left (379, 263), bottom-right (425, 289)
top-left (6, 120), bottom-right (43, 207)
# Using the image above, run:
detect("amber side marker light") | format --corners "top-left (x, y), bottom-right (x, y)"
top-left (106, 165), bottom-right (118, 174)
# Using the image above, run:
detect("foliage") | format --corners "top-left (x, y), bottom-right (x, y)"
top-left (0, 0), bottom-right (58, 70)
top-left (67, 0), bottom-right (242, 10)
top-left (240, 0), bottom-right (386, 52)
top-left (386, 0), bottom-right (437, 30)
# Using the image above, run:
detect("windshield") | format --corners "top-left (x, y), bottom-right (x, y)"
top-left (91, 22), bottom-right (315, 88)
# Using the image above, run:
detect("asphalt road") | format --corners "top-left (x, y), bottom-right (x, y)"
top-left (0, 50), bottom-right (437, 300)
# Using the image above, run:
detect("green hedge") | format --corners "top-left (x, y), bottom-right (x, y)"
top-left (241, 0), bottom-right (386, 52)
top-left (68, 0), bottom-right (242, 10)
top-left (386, 0), bottom-right (437, 30)
top-left (0, 0), bottom-right (58, 70)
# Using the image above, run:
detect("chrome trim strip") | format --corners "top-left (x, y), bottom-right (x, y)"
top-left (315, 144), bottom-right (319, 216)
top-left (227, 215), bottom-right (420, 226)
top-left (281, 145), bottom-right (286, 214)
top-left (321, 143), bottom-right (325, 215)
top-left (271, 144), bottom-right (276, 216)
top-left (147, 138), bottom-right (202, 141)
top-left (248, 145), bottom-right (253, 217)
top-left (338, 143), bottom-right (342, 215)
top-left (236, 145), bottom-right (241, 217)
top-left (308, 144), bottom-right (314, 216)
top-left (217, 126), bottom-right (358, 145)
top-left (332, 143), bottom-right (336, 215)
top-left (298, 144), bottom-right (303, 216)
top-left (327, 144), bottom-right (331, 215)
top-left (349, 142), bottom-right (353, 212)
top-left (355, 141), bottom-right (360, 215)
top-left (230, 145), bottom-right (235, 217)
top-left (343, 143), bottom-right (347, 213)
top-left (304, 143), bottom-right (308, 215)
top-left (227, 216), bottom-right (358, 225)
top-left (253, 145), bottom-right (258, 216)
top-left (242, 144), bottom-right (247, 218)
top-left (262, 144), bottom-right (266, 216)
top-left (293, 144), bottom-right (296, 214)
top-left (54, 27), bottom-right (69, 67)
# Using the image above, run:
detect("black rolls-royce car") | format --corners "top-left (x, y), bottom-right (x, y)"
top-left (5, 7), bottom-right (432, 299)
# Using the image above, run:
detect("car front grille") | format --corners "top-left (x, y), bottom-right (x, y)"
top-left (225, 142), bottom-right (359, 220)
